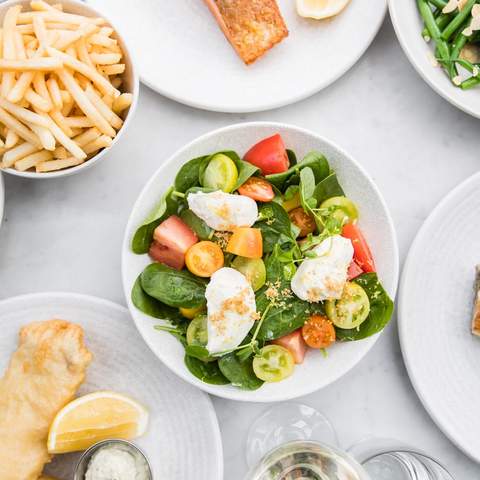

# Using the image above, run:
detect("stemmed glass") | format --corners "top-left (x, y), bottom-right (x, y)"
top-left (244, 403), bottom-right (454, 480)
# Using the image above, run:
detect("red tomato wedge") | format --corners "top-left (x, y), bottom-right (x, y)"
top-left (342, 223), bottom-right (376, 273)
top-left (347, 261), bottom-right (364, 280)
top-left (237, 177), bottom-right (275, 202)
top-left (153, 215), bottom-right (198, 254)
top-left (271, 329), bottom-right (307, 364)
top-left (226, 227), bottom-right (263, 259)
top-left (149, 241), bottom-right (185, 270)
top-left (244, 134), bottom-right (289, 175)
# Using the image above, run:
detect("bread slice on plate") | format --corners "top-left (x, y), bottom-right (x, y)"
top-left (203, 0), bottom-right (289, 65)
top-left (473, 265), bottom-right (480, 336)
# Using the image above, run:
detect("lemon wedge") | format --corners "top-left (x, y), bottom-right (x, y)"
top-left (296, 0), bottom-right (351, 19)
top-left (47, 391), bottom-right (149, 454)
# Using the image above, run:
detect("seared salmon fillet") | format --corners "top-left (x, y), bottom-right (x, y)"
top-left (203, 0), bottom-right (289, 64)
top-left (473, 266), bottom-right (480, 336)
top-left (0, 320), bottom-right (92, 480)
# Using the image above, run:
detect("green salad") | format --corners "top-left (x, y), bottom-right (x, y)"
top-left (131, 134), bottom-right (393, 390)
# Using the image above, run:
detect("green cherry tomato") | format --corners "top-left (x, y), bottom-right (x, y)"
top-left (326, 282), bottom-right (370, 330)
top-left (253, 345), bottom-right (295, 382)
top-left (231, 256), bottom-right (267, 292)
top-left (203, 153), bottom-right (239, 193)
top-left (187, 314), bottom-right (209, 347)
top-left (320, 196), bottom-right (359, 225)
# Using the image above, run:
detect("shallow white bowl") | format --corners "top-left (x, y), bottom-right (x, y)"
top-left (389, 0), bottom-right (480, 118)
top-left (0, 0), bottom-right (139, 178)
top-left (122, 122), bottom-right (399, 402)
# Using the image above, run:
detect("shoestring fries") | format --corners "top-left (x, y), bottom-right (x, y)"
top-left (0, 1), bottom-right (132, 173)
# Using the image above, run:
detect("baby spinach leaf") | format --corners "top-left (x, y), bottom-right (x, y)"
top-left (131, 187), bottom-right (181, 254)
top-left (185, 345), bottom-right (213, 362)
top-left (266, 151), bottom-right (330, 190)
top-left (286, 149), bottom-right (297, 166)
top-left (131, 275), bottom-right (183, 322)
top-left (313, 173), bottom-right (345, 205)
top-left (174, 155), bottom-right (208, 193)
top-left (140, 263), bottom-right (207, 308)
top-left (180, 209), bottom-right (213, 240)
top-left (185, 356), bottom-right (230, 385)
top-left (234, 158), bottom-right (260, 190)
top-left (255, 202), bottom-right (296, 253)
top-left (299, 167), bottom-right (317, 211)
top-left (218, 353), bottom-right (264, 390)
top-left (335, 273), bottom-right (394, 341)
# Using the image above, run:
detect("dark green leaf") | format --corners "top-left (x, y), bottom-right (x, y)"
top-left (131, 187), bottom-right (181, 254)
top-left (266, 151), bottom-right (330, 190)
top-left (335, 273), bottom-right (394, 341)
top-left (313, 173), bottom-right (345, 205)
top-left (233, 159), bottom-right (260, 190)
top-left (180, 209), bottom-right (213, 240)
top-left (299, 167), bottom-right (317, 212)
top-left (185, 356), bottom-right (230, 385)
top-left (218, 353), bottom-right (264, 390)
top-left (185, 345), bottom-right (213, 362)
top-left (140, 263), bottom-right (207, 308)
top-left (131, 275), bottom-right (183, 322)
top-left (255, 202), bottom-right (295, 253)
top-left (286, 149), bottom-right (297, 166)
top-left (174, 155), bottom-right (208, 193)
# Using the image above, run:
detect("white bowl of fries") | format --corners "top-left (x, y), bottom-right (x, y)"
top-left (0, 0), bottom-right (138, 177)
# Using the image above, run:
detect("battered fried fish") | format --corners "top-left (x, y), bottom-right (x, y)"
top-left (0, 320), bottom-right (92, 480)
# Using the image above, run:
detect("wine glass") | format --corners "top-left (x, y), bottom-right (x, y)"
top-left (244, 403), bottom-right (454, 480)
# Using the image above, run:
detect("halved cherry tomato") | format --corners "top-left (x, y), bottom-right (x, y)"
top-left (271, 329), bottom-right (307, 364)
top-left (347, 261), bottom-right (364, 281)
top-left (185, 241), bottom-right (224, 277)
top-left (301, 314), bottom-right (336, 349)
top-left (237, 177), bottom-right (275, 202)
top-left (179, 304), bottom-right (206, 320)
top-left (253, 345), bottom-right (295, 382)
top-left (154, 215), bottom-right (198, 254)
top-left (342, 223), bottom-right (376, 273)
top-left (289, 207), bottom-right (316, 237)
top-left (226, 227), bottom-right (263, 259)
top-left (244, 134), bottom-right (289, 175)
top-left (149, 241), bottom-right (185, 270)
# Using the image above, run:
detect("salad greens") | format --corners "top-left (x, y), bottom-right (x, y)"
top-left (131, 135), bottom-right (394, 390)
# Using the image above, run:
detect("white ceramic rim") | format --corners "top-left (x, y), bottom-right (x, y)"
top-left (139, 3), bottom-right (387, 113)
top-left (0, 0), bottom-right (140, 179)
top-left (388, 0), bottom-right (480, 119)
top-left (121, 121), bottom-right (400, 402)
top-left (0, 291), bottom-right (224, 478)
top-left (398, 171), bottom-right (480, 463)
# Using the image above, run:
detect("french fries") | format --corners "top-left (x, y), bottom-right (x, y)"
top-left (0, 2), bottom-right (133, 173)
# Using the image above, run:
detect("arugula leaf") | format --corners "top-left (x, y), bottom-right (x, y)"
top-left (313, 173), bottom-right (345, 205)
top-left (140, 263), bottom-right (207, 308)
top-left (131, 275), bottom-right (184, 322)
top-left (174, 155), bottom-right (208, 193)
top-left (131, 187), bottom-right (181, 254)
top-left (185, 356), bottom-right (230, 385)
top-left (335, 273), bottom-right (394, 341)
top-left (218, 353), bottom-right (264, 390)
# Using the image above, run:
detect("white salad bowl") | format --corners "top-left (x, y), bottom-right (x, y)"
top-left (0, 0), bottom-right (139, 179)
top-left (122, 122), bottom-right (399, 402)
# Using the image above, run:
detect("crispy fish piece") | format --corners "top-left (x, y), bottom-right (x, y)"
top-left (204, 0), bottom-right (288, 64)
top-left (473, 266), bottom-right (480, 336)
top-left (0, 320), bottom-right (92, 480)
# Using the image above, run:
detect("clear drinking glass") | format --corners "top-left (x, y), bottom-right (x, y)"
top-left (244, 403), bottom-right (454, 480)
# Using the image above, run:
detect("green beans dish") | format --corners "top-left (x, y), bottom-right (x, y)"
top-left (418, 0), bottom-right (480, 90)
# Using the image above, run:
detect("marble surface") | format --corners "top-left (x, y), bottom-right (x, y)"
top-left (0, 16), bottom-right (479, 479)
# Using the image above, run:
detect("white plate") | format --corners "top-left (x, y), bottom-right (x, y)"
top-left (122, 122), bottom-right (399, 402)
top-left (89, 0), bottom-right (386, 113)
top-left (399, 172), bottom-right (480, 463)
top-left (389, 0), bottom-right (480, 118)
top-left (0, 293), bottom-right (223, 480)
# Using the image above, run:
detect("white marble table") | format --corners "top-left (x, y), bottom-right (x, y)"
top-left (0, 16), bottom-right (479, 479)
